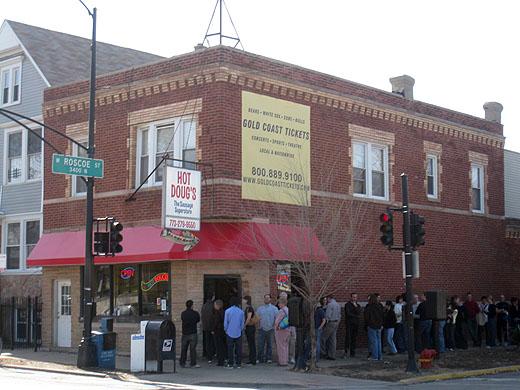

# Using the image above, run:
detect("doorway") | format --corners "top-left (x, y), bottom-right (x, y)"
top-left (55, 280), bottom-right (72, 348)
top-left (203, 275), bottom-right (241, 309)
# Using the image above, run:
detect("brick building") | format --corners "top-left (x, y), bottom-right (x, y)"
top-left (27, 45), bottom-right (519, 352)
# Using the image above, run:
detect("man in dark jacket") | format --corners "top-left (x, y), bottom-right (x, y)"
top-left (210, 299), bottom-right (226, 366)
top-left (364, 294), bottom-right (384, 361)
top-left (201, 295), bottom-right (215, 362)
top-left (464, 293), bottom-right (480, 347)
top-left (415, 293), bottom-right (432, 352)
top-left (180, 299), bottom-right (201, 368)
top-left (344, 292), bottom-right (362, 358)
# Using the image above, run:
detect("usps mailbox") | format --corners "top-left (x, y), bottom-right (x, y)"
top-left (144, 320), bottom-right (176, 373)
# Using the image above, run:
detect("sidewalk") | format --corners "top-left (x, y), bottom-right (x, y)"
top-left (0, 349), bottom-right (388, 389)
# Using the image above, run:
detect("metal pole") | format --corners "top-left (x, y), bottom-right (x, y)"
top-left (402, 173), bottom-right (418, 373)
top-left (219, 0), bottom-right (222, 45)
top-left (77, 6), bottom-right (97, 368)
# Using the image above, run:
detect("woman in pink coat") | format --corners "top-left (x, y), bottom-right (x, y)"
top-left (274, 296), bottom-right (290, 366)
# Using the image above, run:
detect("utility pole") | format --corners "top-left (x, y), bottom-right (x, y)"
top-left (401, 173), bottom-right (418, 372)
top-left (77, 4), bottom-right (97, 369)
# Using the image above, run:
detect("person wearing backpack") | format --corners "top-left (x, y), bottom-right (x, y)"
top-left (274, 296), bottom-right (290, 366)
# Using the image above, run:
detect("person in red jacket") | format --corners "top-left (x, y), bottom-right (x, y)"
top-left (464, 293), bottom-right (480, 347)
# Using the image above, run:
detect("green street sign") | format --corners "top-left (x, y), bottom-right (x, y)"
top-left (52, 154), bottom-right (104, 178)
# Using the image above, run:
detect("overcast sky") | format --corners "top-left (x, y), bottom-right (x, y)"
top-left (3, 0), bottom-right (519, 151)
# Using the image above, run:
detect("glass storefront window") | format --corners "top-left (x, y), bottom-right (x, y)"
top-left (113, 265), bottom-right (139, 317)
top-left (141, 263), bottom-right (170, 317)
top-left (94, 266), bottom-right (112, 316)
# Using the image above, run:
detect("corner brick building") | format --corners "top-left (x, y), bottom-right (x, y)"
top-left (28, 45), bottom-right (519, 352)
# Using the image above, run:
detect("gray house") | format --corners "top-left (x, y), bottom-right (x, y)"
top-left (0, 20), bottom-right (162, 304)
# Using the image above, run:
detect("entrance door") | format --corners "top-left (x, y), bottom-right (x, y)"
top-left (56, 280), bottom-right (72, 347)
top-left (203, 275), bottom-right (241, 309)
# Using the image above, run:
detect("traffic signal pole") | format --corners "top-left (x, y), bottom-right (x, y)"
top-left (401, 174), bottom-right (419, 373)
top-left (77, 5), bottom-right (97, 368)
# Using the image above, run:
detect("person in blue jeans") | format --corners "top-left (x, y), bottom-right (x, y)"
top-left (224, 296), bottom-right (245, 368)
top-left (364, 294), bottom-right (384, 361)
top-left (256, 294), bottom-right (278, 363)
top-left (383, 301), bottom-right (398, 355)
top-left (438, 319), bottom-right (447, 353)
top-left (314, 297), bottom-right (327, 361)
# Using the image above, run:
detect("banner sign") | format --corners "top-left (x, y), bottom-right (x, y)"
top-left (141, 272), bottom-right (169, 292)
top-left (276, 264), bottom-right (291, 292)
top-left (241, 91), bottom-right (311, 206)
top-left (163, 167), bottom-right (201, 231)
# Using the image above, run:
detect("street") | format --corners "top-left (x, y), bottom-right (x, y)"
top-left (1, 366), bottom-right (520, 389)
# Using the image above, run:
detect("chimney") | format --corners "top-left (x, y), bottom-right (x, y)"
top-left (389, 75), bottom-right (415, 100)
top-left (483, 102), bottom-right (503, 123)
top-left (194, 43), bottom-right (206, 51)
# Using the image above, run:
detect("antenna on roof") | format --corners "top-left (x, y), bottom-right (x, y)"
top-left (201, 0), bottom-right (244, 50)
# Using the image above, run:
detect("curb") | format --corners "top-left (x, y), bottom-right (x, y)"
top-left (399, 365), bottom-right (520, 384)
top-left (0, 363), bottom-right (110, 378)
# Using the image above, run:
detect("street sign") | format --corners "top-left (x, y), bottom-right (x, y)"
top-left (52, 154), bottom-right (104, 178)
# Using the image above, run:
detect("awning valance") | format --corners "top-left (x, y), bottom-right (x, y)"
top-left (27, 222), bottom-right (328, 267)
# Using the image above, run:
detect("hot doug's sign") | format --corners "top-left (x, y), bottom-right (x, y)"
top-left (163, 167), bottom-right (201, 231)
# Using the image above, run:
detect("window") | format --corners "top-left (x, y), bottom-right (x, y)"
top-left (82, 263), bottom-right (171, 319)
top-left (472, 164), bottom-right (484, 213)
top-left (72, 142), bottom-right (88, 196)
top-left (4, 219), bottom-right (41, 270)
top-left (426, 155), bottom-right (438, 198)
top-left (4, 128), bottom-right (42, 184)
top-left (136, 118), bottom-right (197, 187)
top-left (1, 61), bottom-right (21, 106)
top-left (352, 141), bottom-right (388, 199)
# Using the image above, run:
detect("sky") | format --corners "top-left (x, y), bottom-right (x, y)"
top-left (3, 0), bottom-right (519, 151)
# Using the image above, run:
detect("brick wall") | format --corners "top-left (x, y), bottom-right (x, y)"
top-left (40, 45), bottom-right (518, 316)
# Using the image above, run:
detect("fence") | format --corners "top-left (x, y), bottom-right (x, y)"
top-left (0, 296), bottom-right (42, 351)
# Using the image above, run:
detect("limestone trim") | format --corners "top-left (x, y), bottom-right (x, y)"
top-left (43, 66), bottom-right (504, 149)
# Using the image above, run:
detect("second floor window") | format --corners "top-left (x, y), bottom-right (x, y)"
top-left (5, 128), bottom-right (42, 184)
top-left (136, 118), bottom-right (196, 187)
top-left (4, 219), bottom-right (41, 270)
top-left (471, 164), bottom-right (484, 213)
top-left (353, 141), bottom-right (388, 200)
top-left (1, 62), bottom-right (21, 106)
top-left (426, 155), bottom-right (438, 198)
top-left (72, 142), bottom-right (88, 196)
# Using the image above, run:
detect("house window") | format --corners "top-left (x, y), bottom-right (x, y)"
top-left (5, 128), bottom-right (42, 184)
top-left (136, 118), bottom-right (197, 187)
top-left (4, 219), bottom-right (41, 270)
top-left (426, 155), bottom-right (438, 198)
top-left (471, 164), bottom-right (484, 213)
top-left (72, 142), bottom-right (88, 196)
top-left (352, 141), bottom-right (388, 199)
top-left (1, 61), bottom-right (21, 106)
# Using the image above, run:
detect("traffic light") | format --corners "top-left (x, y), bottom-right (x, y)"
top-left (411, 213), bottom-right (425, 248)
top-left (109, 220), bottom-right (123, 254)
top-left (380, 211), bottom-right (394, 247)
top-left (94, 231), bottom-right (109, 254)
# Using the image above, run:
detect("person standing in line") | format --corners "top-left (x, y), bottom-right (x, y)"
top-left (383, 300), bottom-right (398, 355)
top-left (464, 293), bottom-right (481, 347)
top-left (510, 297), bottom-right (520, 328)
top-left (496, 294), bottom-right (510, 346)
top-left (180, 300), bottom-right (201, 368)
top-left (344, 292), bottom-right (362, 358)
top-left (274, 296), bottom-right (291, 366)
top-left (224, 296), bottom-right (245, 369)
top-left (455, 296), bottom-right (469, 350)
top-left (445, 296), bottom-right (458, 351)
top-left (201, 294), bottom-right (215, 363)
top-left (243, 295), bottom-right (257, 365)
top-left (415, 293), bottom-right (432, 353)
top-left (278, 292), bottom-right (296, 365)
top-left (477, 296), bottom-right (489, 347)
top-left (321, 294), bottom-right (341, 360)
top-left (485, 295), bottom-right (497, 348)
top-left (393, 295), bottom-right (406, 353)
top-left (211, 299), bottom-right (226, 366)
top-left (364, 294), bottom-right (384, 361)
top-left (314, 297), bottom-right (327, 362)
top-left (256, 294), bottom-right (278, 363)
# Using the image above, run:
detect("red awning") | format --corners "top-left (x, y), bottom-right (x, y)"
top-left (27, 222), bottom-right (328, 267)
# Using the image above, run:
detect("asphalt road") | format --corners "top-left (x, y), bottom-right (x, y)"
top-left (1, 366), bottom-right (519, 389)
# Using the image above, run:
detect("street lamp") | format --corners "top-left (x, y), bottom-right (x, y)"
top-left (76, 0), bottom-right (97, 369)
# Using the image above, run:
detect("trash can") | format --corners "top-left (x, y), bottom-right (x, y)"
top-left (144, 319), bottom-right (176, 373)
top-left (91, 330), bottom-right (117, 369)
